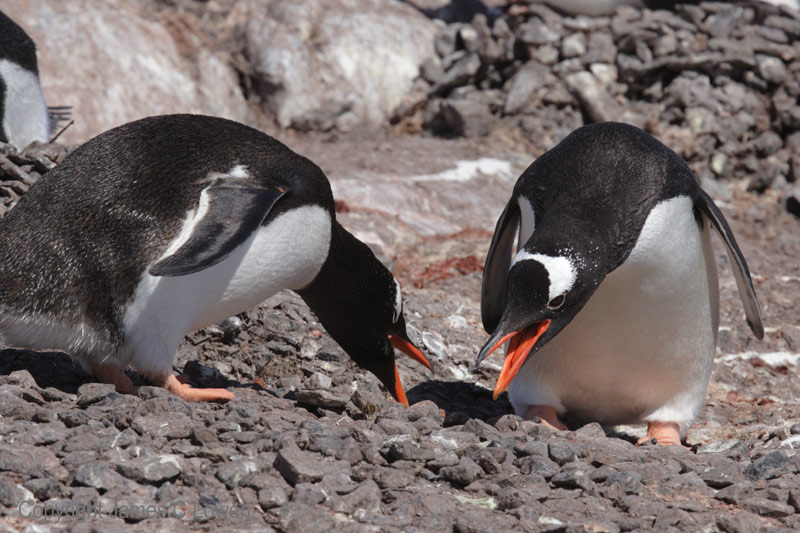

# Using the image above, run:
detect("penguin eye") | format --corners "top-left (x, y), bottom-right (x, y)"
top-left (547, 294), bottom-right (566, 310)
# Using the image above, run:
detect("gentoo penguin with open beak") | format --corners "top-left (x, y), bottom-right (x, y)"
top-left (0, 11), bottom-right (51, 149)
top-left (476, 122), bottom-right (763, 446)
top-left (0, 114), bottom-right (430, 404)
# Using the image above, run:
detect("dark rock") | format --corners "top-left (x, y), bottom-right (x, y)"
top-left (373, 465), bottom-right (414, 489)
top-left (548, 441), bottom-right (579, 465)
top-left (329, 479), bottom-right (381, 514)
top-left (516, 454), bottom-right (560, 479)
top-left (381, 436), bottom-right (437, 462)
top-left (741, 497), bottom-right (795, 518)
top-left (551, 462), bottom-right (596, 493)
top-left (441, 456), bottom-right (483, 486)
top-left (745, 451), bottom-right (789, 481)
top-left (274, 444), bottom-right (326, 485)
top-left (604, 471), bottom-right (643, 496)
top-left (0, 445), bottom-right (65, 479)
top-left (294, 389), bottom-right (351, 408)
top-left (715, 482), bottom-right (755, 505)
top-left (74, 463), bottom-right (132, 492)
top-left (700, 458), bottom-right (747, 488)
top-left (76, 383), bottom-right (118, 407)
top-left (23, 477), bottom-right (62, 500)
top-left (0, 476), bottom-right (31, 507)
top-left (258, 486), bottom-right (288, 509)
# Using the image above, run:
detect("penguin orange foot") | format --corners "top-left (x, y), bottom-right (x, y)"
top-left (523, 405), bottom-right (567, 431)
top-left (636, 422), bottom-right (685, 448)
top-left (0, 114), bottom-right (430, 404)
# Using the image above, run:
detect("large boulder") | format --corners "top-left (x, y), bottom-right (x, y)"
top-left (242, 0), bottom-right (437, 131)
top-left (8, 0), bottom-right (249, 144)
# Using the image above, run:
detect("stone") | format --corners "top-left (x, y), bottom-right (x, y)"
top-left (116, 455), bottom-right (183, 484)
top-left (259, 486), bottom-right (288, 509)
top-left (420, 56), bottom-right (445, 85)
top-left (245, 0), bottom-right (436, 130)
top-left (440, 99), bottom-right (493, 138)
top-left (564, 71), bottom-right (625, 124)
top-left (745, 451), bottom-right (789, 481)
top-left (433, 52), bottom-right (482, 95)
top-left (441, 456), bottom-right (483, 486)
top-left (74, 463), bottom-right (132, 492)
top-left (0, 477), bottom-right (33, 507)
top-left (715, 482), bottom-right (755, 505)
top-left (76, 383), bottom-right (118, 407)
top-left (562, 33), bottom-right (587, 59)
top-left (741, 497), bottom-right (795, 518)
top-left (0, 445), bottom-right (65, 479)
top-left (700, 459), bottom-right (747, 488)
top-left (329, 479), bottom-right (381, 514)
top-left (504, 61), bottom-right (549, 115)
top-left (757, 55), bottom-right (787, 84)
top-left (274, 444), bottom-right (326, 485)
top-left (23, 477), bottom-right (62, 501)
top-left (516, 18), bottom-right (560, 46)
top-left (381, 436), bottom-right (437, 462)
top-left (583, 32), bottom-right (617, 64)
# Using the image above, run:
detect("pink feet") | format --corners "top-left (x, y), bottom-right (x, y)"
top-left (91, 363), bottom-right (234, 402)
top-left (636, 421), bottom-right (686, 447)
top-left (161, 373), bottom-right (235, 402)
top-left (91, 363), bottom-right (136, 395)
top-left (523, 405), bottom-right (568, 431)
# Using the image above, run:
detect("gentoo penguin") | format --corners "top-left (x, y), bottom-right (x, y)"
top-left (0, 11), bottom-right (51, 149)
top-left (0, 114), bottom-right (430, 404)
top-left (476, 122), bottom-right (763, 446)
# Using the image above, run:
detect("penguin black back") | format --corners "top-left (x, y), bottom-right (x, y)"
top-left (0, 115), bottom-right (333, 341)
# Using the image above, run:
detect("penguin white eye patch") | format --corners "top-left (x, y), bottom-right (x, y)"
top-left (392, 278), bottom-right (403, 323)
top-left (513, 252), bottom-right (576, 302)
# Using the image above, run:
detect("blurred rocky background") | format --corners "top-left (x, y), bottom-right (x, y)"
top-left (1, 0), bottom-right (800, 531)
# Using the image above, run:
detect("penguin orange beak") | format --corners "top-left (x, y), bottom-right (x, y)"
top-left (479, 320), bottom-right (551, 400)
top-left (387, 334), bottom-right (431, 407)
top-left (389, 334), bottom-right (432, 370)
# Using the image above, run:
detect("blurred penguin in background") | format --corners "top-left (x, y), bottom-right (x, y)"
top-left (0, 11), bottom-right (51, 149)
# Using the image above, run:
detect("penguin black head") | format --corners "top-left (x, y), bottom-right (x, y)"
top-left (298, 222), bottom-right (430, 405)
top-left (476, 244), bottom-right (603, 399)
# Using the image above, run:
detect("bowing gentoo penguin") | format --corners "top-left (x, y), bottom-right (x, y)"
top-left (0, 11), bottom-right (51, 149)
top-left (476, 122), bottom-right (763, 446)
top-left (0, 114), bottom-right (430, 403)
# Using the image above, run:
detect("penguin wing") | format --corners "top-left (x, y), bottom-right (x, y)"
top-left (149, 184), bottom-right (286, 277)
top-left (696, 189), bottom-right (764, 339)
top-left (481, 199), bottom-right (520, 334)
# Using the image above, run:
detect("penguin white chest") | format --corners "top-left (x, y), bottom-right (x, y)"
top-left (119, 205), bottom-right (331, 374)
top-left (509, 196), bottom-right (720, 430)
top-left (0, 59), bottom-right (50, 148)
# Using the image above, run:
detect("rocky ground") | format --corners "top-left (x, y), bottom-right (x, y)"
top-left (0, 0), bottom-right (799, 531)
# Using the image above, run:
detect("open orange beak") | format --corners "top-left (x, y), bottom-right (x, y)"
top-left (479, 320), bottom-right (551, 400)
top-left (387, 334), bottom-right (432, 407)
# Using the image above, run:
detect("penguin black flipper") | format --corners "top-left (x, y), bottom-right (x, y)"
top-left (149, 184), bottom-right (286, 277)
top-left (481, 199), bottom-right (520, 334)
top-left (695, 188), bottom-right (764, 339)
